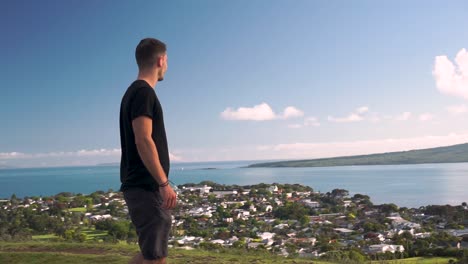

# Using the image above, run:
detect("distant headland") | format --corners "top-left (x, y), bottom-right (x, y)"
top-left (248, 142), bottom-right (468, 168)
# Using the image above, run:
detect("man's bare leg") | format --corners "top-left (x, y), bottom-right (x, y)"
top-left (142, 257), bottom-right (166, 264)
top-left (128, 252), bottom-right (144, 264)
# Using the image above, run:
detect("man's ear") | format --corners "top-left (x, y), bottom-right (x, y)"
top-left (157, 55), bottom-right (164, 67)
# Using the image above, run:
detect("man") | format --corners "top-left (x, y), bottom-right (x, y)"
top-left (119, 38), bottom-right (177, 264)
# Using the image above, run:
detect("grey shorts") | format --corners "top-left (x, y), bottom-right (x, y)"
top-left (123, 187), bottom-right (172, 260)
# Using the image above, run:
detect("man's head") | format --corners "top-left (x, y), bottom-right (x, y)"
top-left (135, 38), bottom-right (168, 81)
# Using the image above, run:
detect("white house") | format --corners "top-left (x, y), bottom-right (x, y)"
top-left (241, 189), bottom-right (251, 195)
top-left (414, 232), bottom-right (431, 239)
top-left (274, 223), bottom-right (289, 229)
top-left (212, 190), bottom-right (238, 197)
top-left (183, 185), bottom-right (212, 195)
top-left (301, 199), bottom-right (321, 208)
top-left (334, 228), bottom-right (354, 235)
top-left (268, 185), bottom-right (278, 193)
top-left (89, 214), bottom-right (112, 221)
top-left (234, 209), bottom-right (250, 220)
top-left (211, 239), bottom-right (226, 245)
top-left (369, 244), bottom-right (405, 254)
top-left (177, 236), bottom-right (204, 246)
top-left (258, 232), bottom-right (275, 240)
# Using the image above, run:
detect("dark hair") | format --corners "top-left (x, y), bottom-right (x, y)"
top-left (135, 38), bottom-right (166, 70)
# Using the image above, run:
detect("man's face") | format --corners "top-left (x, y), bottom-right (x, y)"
top-left (158, 53), bottom-right (168, 82)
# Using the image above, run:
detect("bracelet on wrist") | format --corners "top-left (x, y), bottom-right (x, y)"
top-left (159, 180), bottom-right (169, 188)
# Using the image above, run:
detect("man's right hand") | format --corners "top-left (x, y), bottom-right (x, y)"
top-left (159, 184), bottom-right (177, 209)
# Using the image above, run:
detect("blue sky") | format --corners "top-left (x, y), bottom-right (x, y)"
top-left (1, 1), bottom-right (468, 167)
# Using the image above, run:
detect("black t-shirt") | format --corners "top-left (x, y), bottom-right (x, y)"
top-left (119, 80), bottom-right (170, 192)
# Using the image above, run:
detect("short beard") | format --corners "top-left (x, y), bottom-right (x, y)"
top-left (157, 70), bottom-right (164, 82)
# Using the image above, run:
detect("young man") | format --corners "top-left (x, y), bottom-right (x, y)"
top-left (119, 38), bottom-right (177, 264)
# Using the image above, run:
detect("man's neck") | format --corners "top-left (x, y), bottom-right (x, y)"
top-left (137, 72), bottom-right (158, 89)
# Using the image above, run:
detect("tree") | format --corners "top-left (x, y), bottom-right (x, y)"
top-left (10, 194), bottom-right (19, 206)
top-left (380, 203), bottom-right (399, 215)
top-left (207, 194), bottom-right (217, 203)
top-left (71, 213), bottom-right (81, 225)
top-left (285, 243), bottom-right (297, 255)
top-left (107, 201), bottom-right (123, 217)
top-left (273, 202), bottom-right (308, 221)
top-left (232, 240), bottom-right (246, 249)
top-left (70, 195), bottom-right (86, 208)
top-left (331, 189), bottom-right (349, 198)
top-left (108, 220), bottom-right (130, 240)
top-left (349, 249), bottom-right (367, 263)
top-left (299, 215), bottom-right (310, 227)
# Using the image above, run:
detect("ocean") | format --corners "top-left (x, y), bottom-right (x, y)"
top-left (0, 161), bottom-right (467, 208)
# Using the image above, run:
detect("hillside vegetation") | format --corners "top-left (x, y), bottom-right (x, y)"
top-left (248, 143), bottom-right (468, 168)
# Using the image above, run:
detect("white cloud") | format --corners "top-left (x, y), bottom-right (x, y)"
top-left (76, 148), bottom-right (121, 157)
top-left (0, 149), bottom-right (122, 160)
top-left (288, 117), bottom-right (320, 129)
top-left (356, 106), bottom-right (369, 114)
top-left (221, 103), bottom-right (276, 121)
top-left (0, 148), bottom-right (182, 161)
top-left (221, 103), bottom-right (303, 121)
top-left (328, 113), bottom-right (363, 123)
top-left (0, 148), bottom-right (185, 167)
top-left (368, 113), bottom-right (381, 123)
top-left (328, 106), bottom-right (369, 123)
top-left (433, 48), bottom-right (468, 99)
top-left (173, 132), bottom-right (468, 162)
top-left (281, 106), bottom-right (304, 119)
top-left (0, 152), bottom-right (26, 159)
top-left (395, 112), bottom-right (412, 121)
top-left (255, 132), bottom-right (468, 160)
top-left (419, 113), bottom-right (434, 122)
top-left (169, 153), bottom-right (183, 162)
top-left (288, 124), bottom-right (303, 129)
top-left (446, 104), bottom-right (468, 115)
top-left (305, 117), bottom-right (320, 127)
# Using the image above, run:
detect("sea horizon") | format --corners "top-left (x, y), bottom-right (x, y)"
top-left (0, 159), bottom-right (280, 170)
top-left (1, 161), bottom-right (467, 208)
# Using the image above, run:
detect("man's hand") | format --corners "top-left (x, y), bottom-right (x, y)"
top-left (159, 185), bottom-right (177, 209)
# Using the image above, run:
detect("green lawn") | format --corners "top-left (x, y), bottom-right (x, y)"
top-left (0, 241), bottom-right (326, 263)
top-left (370, 257), bottom-right (455, 263)
top-left (81, 227), bottom-right (108, 241)
top-left (0, 242), bottom-right (457, 264)
top-left (32, 234), bottom-right (60, 241)
top-left (0, 252), bottom-right (128, 264)
top-left (33, 229), bottom-right (108, 242)
top-left (68, 207), bottom-right (87, 212)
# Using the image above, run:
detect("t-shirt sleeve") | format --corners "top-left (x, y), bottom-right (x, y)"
top-left (130, 87), bottom-right (156, 121)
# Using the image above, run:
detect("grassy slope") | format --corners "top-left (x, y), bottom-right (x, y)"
top-left (0, 242), bottom-right (455, 264)
top-left (248, 142), bottom-right (468, 168)
top-left (0, 242), bottom-right (327, 264)
top-left (32, 228), bottom-right (107, 242)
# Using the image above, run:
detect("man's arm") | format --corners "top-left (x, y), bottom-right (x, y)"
top-left (132, 116), bottom-right (166, 185)
top-left (132, 116), bottom-right (176, 209)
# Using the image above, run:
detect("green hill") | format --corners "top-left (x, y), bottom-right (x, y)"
top-left (248, 142), bottom-right (468, 168)
top-left (0, 241), bottom-right (328, 264)
top-left (0, 242), bottom-right (454, 264)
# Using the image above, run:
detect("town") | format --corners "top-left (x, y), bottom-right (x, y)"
top-left (0, 182), bottom-right (467, 263)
